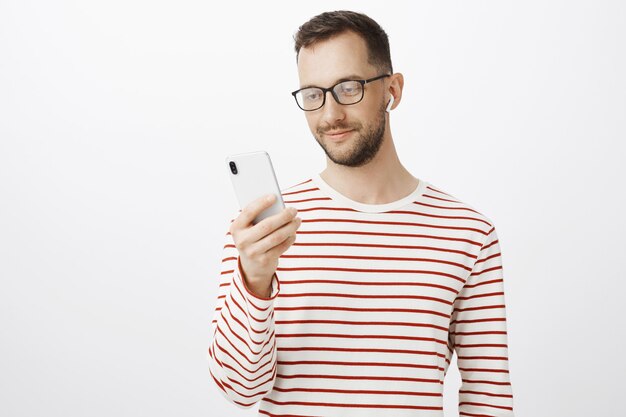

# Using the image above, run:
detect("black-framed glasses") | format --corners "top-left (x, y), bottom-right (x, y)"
top-left (291, 74), bottom-right (391, 111)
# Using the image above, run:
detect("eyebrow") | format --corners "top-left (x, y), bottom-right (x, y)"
top-left (299, 74), bottom-right (364, 90)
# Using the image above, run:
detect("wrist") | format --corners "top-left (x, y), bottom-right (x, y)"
top-left (245, 277), bottom-right (272, 298)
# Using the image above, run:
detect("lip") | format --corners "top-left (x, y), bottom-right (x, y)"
top-left (325, 129), bottom-right (354, 140)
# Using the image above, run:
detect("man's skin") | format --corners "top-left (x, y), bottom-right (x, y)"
top-left (232, 30), bottom-right (420, 298)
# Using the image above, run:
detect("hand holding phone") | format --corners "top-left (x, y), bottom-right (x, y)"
top-left (226, 151), bottom-right (301, 297)
top-left (229, 193), bottom-right (301, 298)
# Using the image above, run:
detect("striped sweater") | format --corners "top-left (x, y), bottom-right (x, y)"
top-left (208, 172), bottom-right (515, 416)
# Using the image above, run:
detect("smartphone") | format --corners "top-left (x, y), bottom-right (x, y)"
top-left (226, 150), bottom-right (286, 225)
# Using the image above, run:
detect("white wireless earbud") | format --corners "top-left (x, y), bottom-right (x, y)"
top-left (385, 95), bottom-right (395, 112)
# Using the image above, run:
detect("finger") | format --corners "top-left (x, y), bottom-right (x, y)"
top-left (253, 216), bottom-right (301, 254)
top-left (247, 206), bottom-right (297, 243)
top-left (265, 233), bottom-right (297, 260)
top-left (234, 194), bottom-right (277, 229)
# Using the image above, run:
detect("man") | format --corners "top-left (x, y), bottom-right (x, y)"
top-left (208, 10), bottom-right (515, 417)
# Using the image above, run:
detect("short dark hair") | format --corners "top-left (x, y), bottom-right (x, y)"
top-left (293, 10), bottom-right (393, 74)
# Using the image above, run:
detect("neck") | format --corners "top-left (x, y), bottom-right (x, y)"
top-left (320, 127), bottom-right (419, 205)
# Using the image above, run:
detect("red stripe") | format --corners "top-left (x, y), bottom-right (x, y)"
top-left (455, 291), bottom-right (506, 302)
top-left (458, 367), bottom-right (510, 374)
top-left (290, 241), bottom-right (476, 257)
top-left (262, 397), bottom-right (443, 411)
top-left (459, 389), bottom-right (513, 398)
top-left (271, 385), bottom-right (442, 397)
top-left (459, 401), bottom-right (513, 411)
top-left (277, 359), bottom-right (440, 371)
top-left (461, 278), bottom-right (504, 289)
top-left (424, 193), bottom-right (461, 204)
top-left (275, 319), bottom-right (448, 332)
top-left (277, 372), bottom-right (442, 385)
top-left (380, 209), bottom-right (491, 225)
top-left (470, 265), bottom-right (503, 277)
top-left (284, 196), bottom-right (333, 204)
top-left (455, 343), bottom-right (509, 349)
top-left (208, 365), bottom-right (227, 395)
top-left (277, 346), bottom-right (444, 359)
top-left (283, 205), bottom-right (360, 214)
top-left (277, 266), bottom-right (465, 284)
top-left (258, 410), bottom-right (313, 417)
top-left (474, 252), bottom-right (501, 265)
top-left (277, 292), bottom-right (454, 305)
top-left (296, 229), bottom-right (483, 246)
top-left (276, 333), bottom-right (447, 345)
top-left (301, 217), bottom-right (488, 235)
top-left (288, 178), bottom-right (313, 187)
top-left (453, 330), bottom-right (508, 337)
top-left (289, 205), bottom-right (491, 226)
top-left (453, 318), bottom-right (507, 326)
top-left (414, 200), bottom-right (483, 215)
top-left (453, 304), bottom-right (506, 313)
top-left (426, 185), bottom-right (456, 198)
top-left (281, 185), bottom-right (316, 196)
top-left (279, 254), bottom-right (472, 271)
top-left (212, 305), bottom-right (454, 323)
top-left (274, 305), bottom-right (451, 319)
top-left (458, 355), bottom-right (509, 361)
top-left (461, 378), bottom-right (512, 386)
top-left (279, 278), bottom-right (458, 293)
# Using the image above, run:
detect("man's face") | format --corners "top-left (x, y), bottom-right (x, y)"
top-left (296, 31), bottom-right (389, 168)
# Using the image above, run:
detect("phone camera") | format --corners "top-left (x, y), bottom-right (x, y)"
top-left (229, 161), bottom-right (238, 175)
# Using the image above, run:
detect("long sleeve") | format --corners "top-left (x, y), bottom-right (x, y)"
top-left (207, 216), bottom-right (281, 408)
top-left (449, 225), bottom-right (515, 416)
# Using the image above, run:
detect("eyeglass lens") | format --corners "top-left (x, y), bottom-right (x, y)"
top-left (295, 80), bottom-right (363, 111)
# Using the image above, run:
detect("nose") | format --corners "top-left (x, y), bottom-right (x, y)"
top-left (319, 90), bottom-right (346, 125)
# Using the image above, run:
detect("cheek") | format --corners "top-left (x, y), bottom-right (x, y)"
top-left (305, 115), bottom-right (318, 131)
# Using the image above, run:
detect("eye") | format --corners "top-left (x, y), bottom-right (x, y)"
top-left (303, 90), bottom-right (322, 101)
top-left (338, 82), bottom-right (360, 96)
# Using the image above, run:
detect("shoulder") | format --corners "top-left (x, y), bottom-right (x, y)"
top-left (423, 180), bottom-right (496, 232)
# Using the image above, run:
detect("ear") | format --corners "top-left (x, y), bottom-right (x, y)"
top-left (386, 72), bottom-right (404, 112)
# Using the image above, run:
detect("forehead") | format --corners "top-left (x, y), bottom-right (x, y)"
top-left (297, 31), bottom-right (374, 87)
